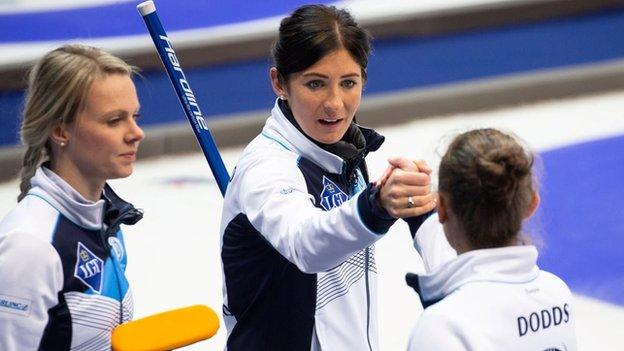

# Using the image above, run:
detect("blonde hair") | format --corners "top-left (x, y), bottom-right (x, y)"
top-left (18, 44), bottom-right (136, 201)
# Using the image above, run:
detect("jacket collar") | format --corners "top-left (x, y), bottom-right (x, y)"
top-left (412, 246), bottom-right (540, 308)
top-left (262, 99), bottom-right (384, 175)
top-left (28, 167), bottom-right (141, 230)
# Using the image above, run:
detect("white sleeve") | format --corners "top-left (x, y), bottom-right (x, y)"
top-left (0, 231), bottom-right (63, 350)
top-left (407, 310), bottom-right (469, 351)
top-left (413, 213), bottom-right (457, 272)
top-left (238, 157), bottom-right (388, 274)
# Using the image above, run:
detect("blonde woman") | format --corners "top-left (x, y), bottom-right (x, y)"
top-left (0, 45), bottom-right (144, 350)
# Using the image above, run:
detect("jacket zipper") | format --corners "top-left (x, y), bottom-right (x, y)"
top-left (347, 168), bottom-right (373, 351)
top-left (97, 206), bottom-right (123, 324)
top-left (100, 207), bottom-right (141, 324)
top-left (365, 247), bottom-right (372, 351)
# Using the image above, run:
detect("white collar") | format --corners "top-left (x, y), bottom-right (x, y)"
top-left (28, 167), bottom-right (105, 230)
top-left (418, 245), bottom-right (540, 303)
top-left (261, 99), bottom-right (346, 174)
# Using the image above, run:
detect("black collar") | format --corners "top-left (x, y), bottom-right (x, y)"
top-left (278, 99), bottom-right (384, 175)
top-left (101, 184), bottom-right (143, 227)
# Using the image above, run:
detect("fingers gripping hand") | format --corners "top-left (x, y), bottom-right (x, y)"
top-left (379, 157), bottom-right (436, 218)
top-left (388, 157), bottom-right (432, 174)
top-left (374, 157), bottom-right (430, 187)
top-left (374, 164), bottom-right (395, 187)
top-left (413, 159), bottom-right (432, 175)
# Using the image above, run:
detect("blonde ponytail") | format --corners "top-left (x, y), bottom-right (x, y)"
top-left (17, 145), bottom-right (47, 201)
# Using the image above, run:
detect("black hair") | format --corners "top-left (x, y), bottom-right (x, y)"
top-left (271, 4), bottom-right (372, 83)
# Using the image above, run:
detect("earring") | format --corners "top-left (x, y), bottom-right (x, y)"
top-left (279, 94), bottom-right (286, 100)
top-left (60, 142), bottom-right (66, 147)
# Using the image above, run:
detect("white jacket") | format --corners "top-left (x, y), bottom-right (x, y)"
top-left (219, 100), bottom-right (401, 350)
top-left (408, 217), bottom-right (577, 351)
top-left (0, 167), bottom-right (141, 350)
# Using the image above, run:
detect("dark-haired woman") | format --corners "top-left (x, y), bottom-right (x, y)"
top-left (219, 4), bottom-right (435, 350)
top-left (407, 129), bottom-right (577, 351)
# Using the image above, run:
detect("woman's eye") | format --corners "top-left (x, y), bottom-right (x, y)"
top-left (342, 80), bottom-right (357, 88)
top-left (108, 118), bottom-right (121, 126)
top-left (133, 113), bottom-right (142, 122)
top-left (306, 80), bottom-right (323, 89)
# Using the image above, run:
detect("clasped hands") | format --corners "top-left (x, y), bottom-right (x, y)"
top-left (376, 157), bottom-right (437, 218)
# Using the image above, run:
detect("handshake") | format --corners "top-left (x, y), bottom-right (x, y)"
top-left (375, 156), bottom-right (437, 219)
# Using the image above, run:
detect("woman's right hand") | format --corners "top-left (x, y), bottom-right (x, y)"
top-left (378, 157), bottom-right (436, 218)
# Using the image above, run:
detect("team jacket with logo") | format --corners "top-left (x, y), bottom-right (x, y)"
top-left (219, 101), bottom-right (401, 350)
top-left (0, 167), bottom-right (142, 350)
top-left (407, 215), bottom-right (577, 351)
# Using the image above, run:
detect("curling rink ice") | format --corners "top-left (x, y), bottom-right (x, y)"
top-left (1, 90), bottom-right (624, 350)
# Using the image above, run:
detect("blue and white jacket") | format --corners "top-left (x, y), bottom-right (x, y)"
top-left (0, 167), bottom-right (142, 350)
top-left (219, 101), bottom-right (399, 350)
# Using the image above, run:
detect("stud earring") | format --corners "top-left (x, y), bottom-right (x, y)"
top-left (60, 142), bottom-right (66, 147)
top-left (279, 94), bottom-right (286, 100)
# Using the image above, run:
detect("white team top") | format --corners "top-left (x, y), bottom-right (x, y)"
top-left (0, 168), bottom-right (137, 350)
top-left (219, 101), bottom-right (396, 350)
top-left (407, 223), bottom-right (577, 351)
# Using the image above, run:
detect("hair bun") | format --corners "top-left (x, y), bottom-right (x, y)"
top-left (475, 148), bottom-right (531, 203)
top-left (438, 128), bottom-right (536, 249)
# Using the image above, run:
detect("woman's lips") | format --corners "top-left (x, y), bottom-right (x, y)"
top-left (120, 151), bottom-right (136, 160)
top-left (318, 118), bottom-right (343, 125)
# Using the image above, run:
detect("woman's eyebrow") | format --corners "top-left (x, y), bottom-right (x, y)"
top-left (301, 72), bottom-right (360, 79)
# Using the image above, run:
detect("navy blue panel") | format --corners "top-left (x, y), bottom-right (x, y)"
top-left (222, 213), bottom-right (316, 350)
top-left (404, 273), bottom-right (441, 309)
top-left (0, 0), bottom-right (334, 42)
top-left (297, 157), bottom-right (348, 205)
top-left (39, 291), bottom-right (72, 351)
top-left (3, 9), bottom-right (624, 146)
top-left (534, 135), bottom-right (624, 306)
top-left (357, 183), bottom-right (397, 235)
top-left (51, 216), bottom-right (107, 294)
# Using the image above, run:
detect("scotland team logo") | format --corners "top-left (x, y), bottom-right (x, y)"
top-left (74, 242), bottom-right (104, 294)
top-left (108, 236), bottom-right (125, 262)
top-left (320, 176), bottom-right (349, 211)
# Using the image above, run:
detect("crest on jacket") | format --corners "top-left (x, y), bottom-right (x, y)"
top-left (74, 242), bottom-right (104, 294)
top-left (108, 236), bottom-right (125, 262)
top-left (320, 176), bottom-right (349, 211)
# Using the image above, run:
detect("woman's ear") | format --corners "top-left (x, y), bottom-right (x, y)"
top-left (524, 191), bottom-right (541, 219)
top-left (49, 122), bottom-right (70, 147)
top-left (269, 67), bottom-right (287, 99)
top-left (437, 193), bottom-right (447, 223)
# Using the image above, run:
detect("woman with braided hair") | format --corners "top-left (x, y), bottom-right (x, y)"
top-left (0, 44), bottom-right (144, 350)
top-left (407, 128), bottom-right (577, 351)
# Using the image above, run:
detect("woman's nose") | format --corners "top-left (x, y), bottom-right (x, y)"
top-left (126, 118), bottom-right (145, 143)
top-left (323, 88), bottom-right (344, 115)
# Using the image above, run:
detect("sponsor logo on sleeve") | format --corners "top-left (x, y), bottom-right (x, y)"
top-left (280, 187), bottom-right (295, 195)
top-left (74, 242), bottom-right (104, 294)
top-left (320, 176), bottom-right (348, 211)
top-left (0, 294), bottom-right (31, 317)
